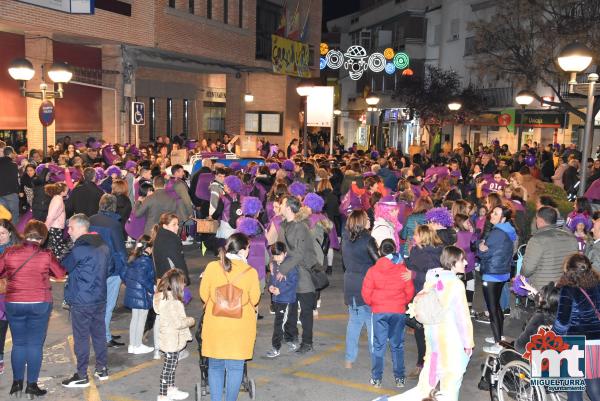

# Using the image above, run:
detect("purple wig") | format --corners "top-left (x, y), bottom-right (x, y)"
top-left (268, 162), bottom-right (280, 171)
top-left (224, 175), bottom-right (243, 194)
top-left (95, 167), bottom-right (106, 181)
top-left (35, 163), bottom-right (47, 176)
top-left (237, 217), bottom-right (260, 236)
top-left (106, 165), bottom-right (122, 178)
top-left (425, 207), bottom-right (454, 228)
top-left (249, 165), bottom-right (259, 177)
top-left (374, 196), bottom-right (400, 224)
top-left (567, 213), bottom-right (593, 232)
top-left (303, 193), bottom-right (325, 213)
top-left (289, 182), bottom-right (307, 197)
top-left (371, 151), bottom-right (379, 160)
top-left (282, 159), bottom-right (295, 172)
top-left (125, 161), bottom-right (138, 171)
top-left (242, 196), bottom-right (263, 216)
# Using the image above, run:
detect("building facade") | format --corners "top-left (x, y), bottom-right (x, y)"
top-left (0, 0), bottom-right (322, 152)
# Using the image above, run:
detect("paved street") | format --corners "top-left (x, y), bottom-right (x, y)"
top-left (0, 246), bottom-right (523, 401)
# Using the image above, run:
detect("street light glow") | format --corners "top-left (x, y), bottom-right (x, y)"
top-left (333, 109), bottom-right (341, 115)
top-left (296, 83), bottom-right (313, 97)
top-left (448, 101), bottom-right (462, 111)
top-left (365, 92), bottom-right (380, 106)
top-left (8, 58), bottom-right (35, 81)
top-left (47, 62), bottom-right (73, 83)
top-left (515, 89), bottom-right (535, 106)
top-left (244, 93), bottom-right (254, 102)
top-left (557, 42), bottom-right (593, 73)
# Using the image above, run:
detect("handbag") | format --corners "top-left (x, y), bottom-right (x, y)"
top-left (580, 288), bottom-right (600, 321)
top-left (211, 267), bottom-right (252, 319)
top-left (309, 264), bottom-right (329, 291)
top-left (0, 248), bottom-right (41, 294)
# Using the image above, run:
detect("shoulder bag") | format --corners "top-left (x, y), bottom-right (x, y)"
top-left (211, 266), bottom-right (252, 319)
top-left (0, 248), bottom-right (41, 294)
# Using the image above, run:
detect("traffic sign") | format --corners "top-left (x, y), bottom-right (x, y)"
top-left (132, 102), bottom-right (145, 126)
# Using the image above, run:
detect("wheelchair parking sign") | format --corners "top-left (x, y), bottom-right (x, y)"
top-left (132, 102), bottom-right (145, 126)
top-left (524, 328), bottom-right (586, 392)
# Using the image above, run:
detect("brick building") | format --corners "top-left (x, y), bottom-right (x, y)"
top-left (0, 0), bottom-right (322, 153)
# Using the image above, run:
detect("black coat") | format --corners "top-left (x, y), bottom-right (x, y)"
top-left (152, 226), bottom-right (190, 285)
top-left (342, 229), bottom-right (378, 306)
top-left (65, 181), bottom-right (104, 218)
top-left (115, 194), bottom-right (132, 235)
top-left (406, 245), bottom-right (444, 293)
top-left (563, 166), bottom-right (579, 194)
top-left (318, 188), bottom-right (340, 223)
top-left (31, 171), bottom-right (51, 221)
top-left (0, 157), bottom-right (19, 196)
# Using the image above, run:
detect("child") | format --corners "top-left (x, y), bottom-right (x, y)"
top-left (124, 235), bottom-right (155, 354)
top-left (362, 239), bottom-right (414, 388)
top-left (567, 212), bottom-right (592, 253)
top-left (453, 214), bottom-right (476, 312)
top-left (266, 242), bottom-right (299, 358)
top-left (153, 269), bottom-right (195, 401)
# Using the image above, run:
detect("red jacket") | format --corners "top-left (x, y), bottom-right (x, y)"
top-left (0, 242), bottom-right (65, 303)
top-left (362, 255), bottom-right (414, 314)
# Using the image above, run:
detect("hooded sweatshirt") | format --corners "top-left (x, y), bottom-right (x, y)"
top-left (362, 253), bottom-right (415, 314)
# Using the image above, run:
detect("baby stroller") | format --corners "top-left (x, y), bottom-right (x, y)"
top-left (194, 309), bottom-right (256, 400)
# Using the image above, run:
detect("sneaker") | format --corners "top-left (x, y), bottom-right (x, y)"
top-left (182, 237), bottom-right (194, 245)
top-left (62, 373), bottom-right (90, 388)
top-left (316, 299), bottom-right (321, 309)
top-left (157, 396), bottom-right (171, 401)
top-left (266, 348), bottom-right (281, 358)
top-left (107, 339), bottom-right (125, 348)
top-left (286, 342), bottom-right (299, 352)
top-left (94, 367), bottom-right (109, 381)
top-left (295, 343), bottom-right (313, 354)
top-left (313, 309), bottom-right (318, 317)
top-left (167, 387), bottom-right (189, 400)
top-left (62, 300), bottom-right (70, 310)
top-left (483, 343), bottom-right (503, 354)
top-left (370, 378), bottom-right (382, 388)
top-left (394, 377), bottom-right (405, 388)
top-left (154, 349), bottom-right (161, 360)
top-left (128, 345), bottom-right (136, 354)
top-left (269, 304), bottom-right (275, 315)
top-left (475, 312), bottom-right (491, 324)
top-left (503, 308), bottom-right (511, 316)
top-left (470, 309), bottom-right (478, 319)
top-left (178, 349), bottom-right (189, 361)
top-left (485, 336), bottom-right (505, 344)
top-left (134, 344), bottom-right (155, 355)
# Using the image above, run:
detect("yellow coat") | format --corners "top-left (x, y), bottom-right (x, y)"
top-left (199, 259), bottom-right (261, 360)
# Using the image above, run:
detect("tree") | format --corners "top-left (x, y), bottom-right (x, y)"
top-left (393, 65), bottom-right (484, 152)
top-left (469, 0), bottom-right (600, 122)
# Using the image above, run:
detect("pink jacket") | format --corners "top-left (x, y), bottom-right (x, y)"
top-left (45, 195), bottom-right (66, 229)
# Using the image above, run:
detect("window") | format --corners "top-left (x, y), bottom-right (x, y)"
top-left (224, 0), bottom-right (228, 24)
top-left (149, 97), bottom-right (156, 141)
top-left (189, 0), bottom-right (194, 13)
top-left (256, 0), bottom-right (283, 60)
top-left (183, 99), bottom-right (189, 135)
top-left (433, 24), bottom-right (441, 45)
top-left (168, 0), bottom-right (175, 8)
top-left (238, 0), bottom-right (243, 28)
top-left (203, 102), bottom-right (226, 133)
top-left (244, 112), bottom-right (283, 135)
top-left (464, 37), bottom-right (476, 56)
top-left (449, 19), bottom-right (460, 41)
top-left (207, 0), bottom-right (212, 19)
top-left (166, 98), bottom-right (173, 138)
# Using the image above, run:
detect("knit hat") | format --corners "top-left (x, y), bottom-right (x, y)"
top-left (241, 196), bottom-right (262, 216)
top-left (425, 207), bottom-right (454, 228)
top-left (303, 193), bottom-right (325, 213)
top-left (224, 175), bottom-right (243, 194)
top-left (268, 162), bottom-right (280, 172)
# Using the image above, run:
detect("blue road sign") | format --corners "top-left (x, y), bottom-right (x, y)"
top-left (132, 102), bottom-right (145, 126)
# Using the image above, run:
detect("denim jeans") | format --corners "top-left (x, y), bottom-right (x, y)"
top-left (105, 275), bottom-right (122, 342)
top-left (0, 193), bottom-right (19, 225)
top-left (371, 313), bottom-right (406, 381)
top-left (5, 302), bottom-right (52, 382)
top-left (567, 378), bottom-right (600, 401)
top-left (345, 299), bottom-right (372, 363)
top-left (208, 358), bottom-right (245, 401)
top-left (500, 282), bottom-right (510, 311)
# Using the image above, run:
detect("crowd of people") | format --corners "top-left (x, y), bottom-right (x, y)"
top-left (0, 133), bottom-right (598, 401)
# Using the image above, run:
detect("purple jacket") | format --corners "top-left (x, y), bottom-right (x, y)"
top-left (455, 230), bottom-right (476, 273)
top-left (247, 234), bottom-right (267, 280)
top-left (195, 172), bottom-right (214, 201)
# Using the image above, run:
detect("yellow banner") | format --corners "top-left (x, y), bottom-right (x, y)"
top-left (271, 35), bottom-right (311, 78)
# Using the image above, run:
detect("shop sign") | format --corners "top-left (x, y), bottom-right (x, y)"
top-left (18, 0), bottom-right (94, 14)
top-left (516, 112), bottom-right (569, 128)
top-left (38, 100), bottom-right (55, 127)
top-left (271, 35), bottom-right (311, 78)
top-left (306, 86), bottom-right (334, 127)
top-left (499, 108), bottom-right (516, 133)
top-left (203, 88), bottom-right (226, 102)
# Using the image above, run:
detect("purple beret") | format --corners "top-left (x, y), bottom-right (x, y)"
top-left (125, 161), bottom-right (137, 171)
top-left (282, 160), bottom-right (295, 172)
top-left (268, 162), bottom-right (280, 171)
top-left (425, 207), bottom-right (454, 228)
top-left (303, 193), bottom-right (325, 213)
top-left (224, 175), bottom-right (243, 194)
top-left (242, 196), bottom-right (263, 216)
top-left (236, 217), bottom-right (261, 236)
top-left (289, 181), bottom-right (307, 197)
top-left (106, 166), bottom-right (122, 178)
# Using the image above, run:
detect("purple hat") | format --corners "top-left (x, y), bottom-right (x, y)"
top-left (95, 167), bottom-right (106, 181)
top-left (362, 171), bottom-right (376, 178)
top-left (106, 166), bottom-right (122, 178)
top-left (450, 170), bottom-right (462, 178)
top-left (303, 193), bottom-right (325, 213)
top-left (282, 160), bottom-right (295, 172)
top-left (224, 175), bottom-right (243, 194)
top-left (129, 145), bottom-right (141, 158)
top-left (125, 161), bottom-right (138, 171)
top-left (567, 213), bottom-right (593, 232)
top-left (289, 182), bottom-right (307, 197)
top-left (35, 163), bottom-right (47, 175)
top-left (241, 196), bottom-right (263, 216)
top-left (511, 275), bottom-right (530, 297)
top-left (425, 207), bottom-right (454, 228)
top-left (236, 217), bottom-right (261, 236)
top-left (371, 151), bottom-right (379, 160)
top-left (268, 162), bottom-right (280, 171)
top-left (90, 141), bottom-right (101, 150)
top-left (185, 139), bottom-right (198, 150)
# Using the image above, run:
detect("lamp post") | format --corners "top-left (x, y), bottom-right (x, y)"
top-left (8, 59), bottom-right (72, 158)
top-left (557, 42), bottom-right (595, 196)
top-left (333, 109), bottom-right (341, 156)
top-left (365, 92), bottom-right (380, 149)
top-left (447, 101), bottom-right (462, 149)
top-left (296, 82), bottom-right (313, 157)
top-left (515, 89), bottom-right (535, 151)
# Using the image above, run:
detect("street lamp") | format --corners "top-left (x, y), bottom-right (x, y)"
top-left (365, 92), bottom-right (380, 148)
top-left (557, 42), bottom-right (596, 196)
top-left (447, 101), bottom-right (462, 111)
top-left (333, 109), bottom-right (341, 116)
top-left (244, 93), bottom-right (254, 103)
top-left (515, 89), bottom-right (536, 151)
top-left (365, 92), bottom-right (380, 106)
top-left (296, 82), bottom-right (314, 156)
top-left (332, 109), bottom-right (342, 155)
top-left (8, 58), bottom-right (72, 158)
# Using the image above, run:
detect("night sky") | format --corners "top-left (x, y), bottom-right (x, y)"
top-left (322, 0), bottom-right (360, 30)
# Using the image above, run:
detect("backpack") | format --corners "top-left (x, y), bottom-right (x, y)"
top-left (212, 267), bottom-right (252, 319)
top-left (224, 194), bottom-right (242, 229)
top-left (413, 286), bottom-right (446, 325)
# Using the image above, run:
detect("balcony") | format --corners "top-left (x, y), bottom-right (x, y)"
top-left (475, 87), bottom-right (514, 108)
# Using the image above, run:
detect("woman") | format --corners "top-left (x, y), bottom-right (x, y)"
top-left (0, 220), bottom-right (65, 398)
top-left (317, 171), bottom-right (341, 240)
top-left (287, 139), bottom-right (299, 159)
top-left (553, 254), bottom-right (600, 401)
top-left (405, 224), bottom-right (445, 379)
top-left (19, 164), bottom-right (36, 211)
top-left (477, 205), bottom-right (517, 354)
top-left (44, 182), bottom-right (69, 259)
top-left (401, 196), bottom-right (433, 258)
top-left (372, 196), bottom-right (401, 250)
top-left (342, 210), bottom-right (378, 369)
top-left (200, 233), bottom-right (260, 401)
top-left (112, 179), bottom-right (132, 236)
top-left (0, 219), bottom-right (20, 375)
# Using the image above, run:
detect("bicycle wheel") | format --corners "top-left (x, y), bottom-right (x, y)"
top-left (496, 360), bottom-right (546, 401)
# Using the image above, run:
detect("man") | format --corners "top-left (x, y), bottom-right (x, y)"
top-left (169, 164), bottom-right (195, 227)
top-left (62, 214), bottom-right (112, 387)
top-left (189, 158), bottom-right (214, 210)
top-left (208, 168), bottom-right (226, 217)
top-left (377, 158), bottom-right (398, 191)
top-left (89, 194), bottom-right (128, 348)
top-left (521, 206), bottom-right (578, 290)
top-left (0, 146), bottom-right (19, 224)
top-left (134, 175), bottom-right (177, 235)
top-left (65, 167), bottom-right (104, 218)
top-left (81, 145), bottom-right (102, 166)
top-left (586, 211), bottom-right (600, 272)
top-left (276, 196), bottom-right (319, 354)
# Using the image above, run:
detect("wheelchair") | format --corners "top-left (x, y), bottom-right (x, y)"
top-left (479, 342), bottom-right (566, 401)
